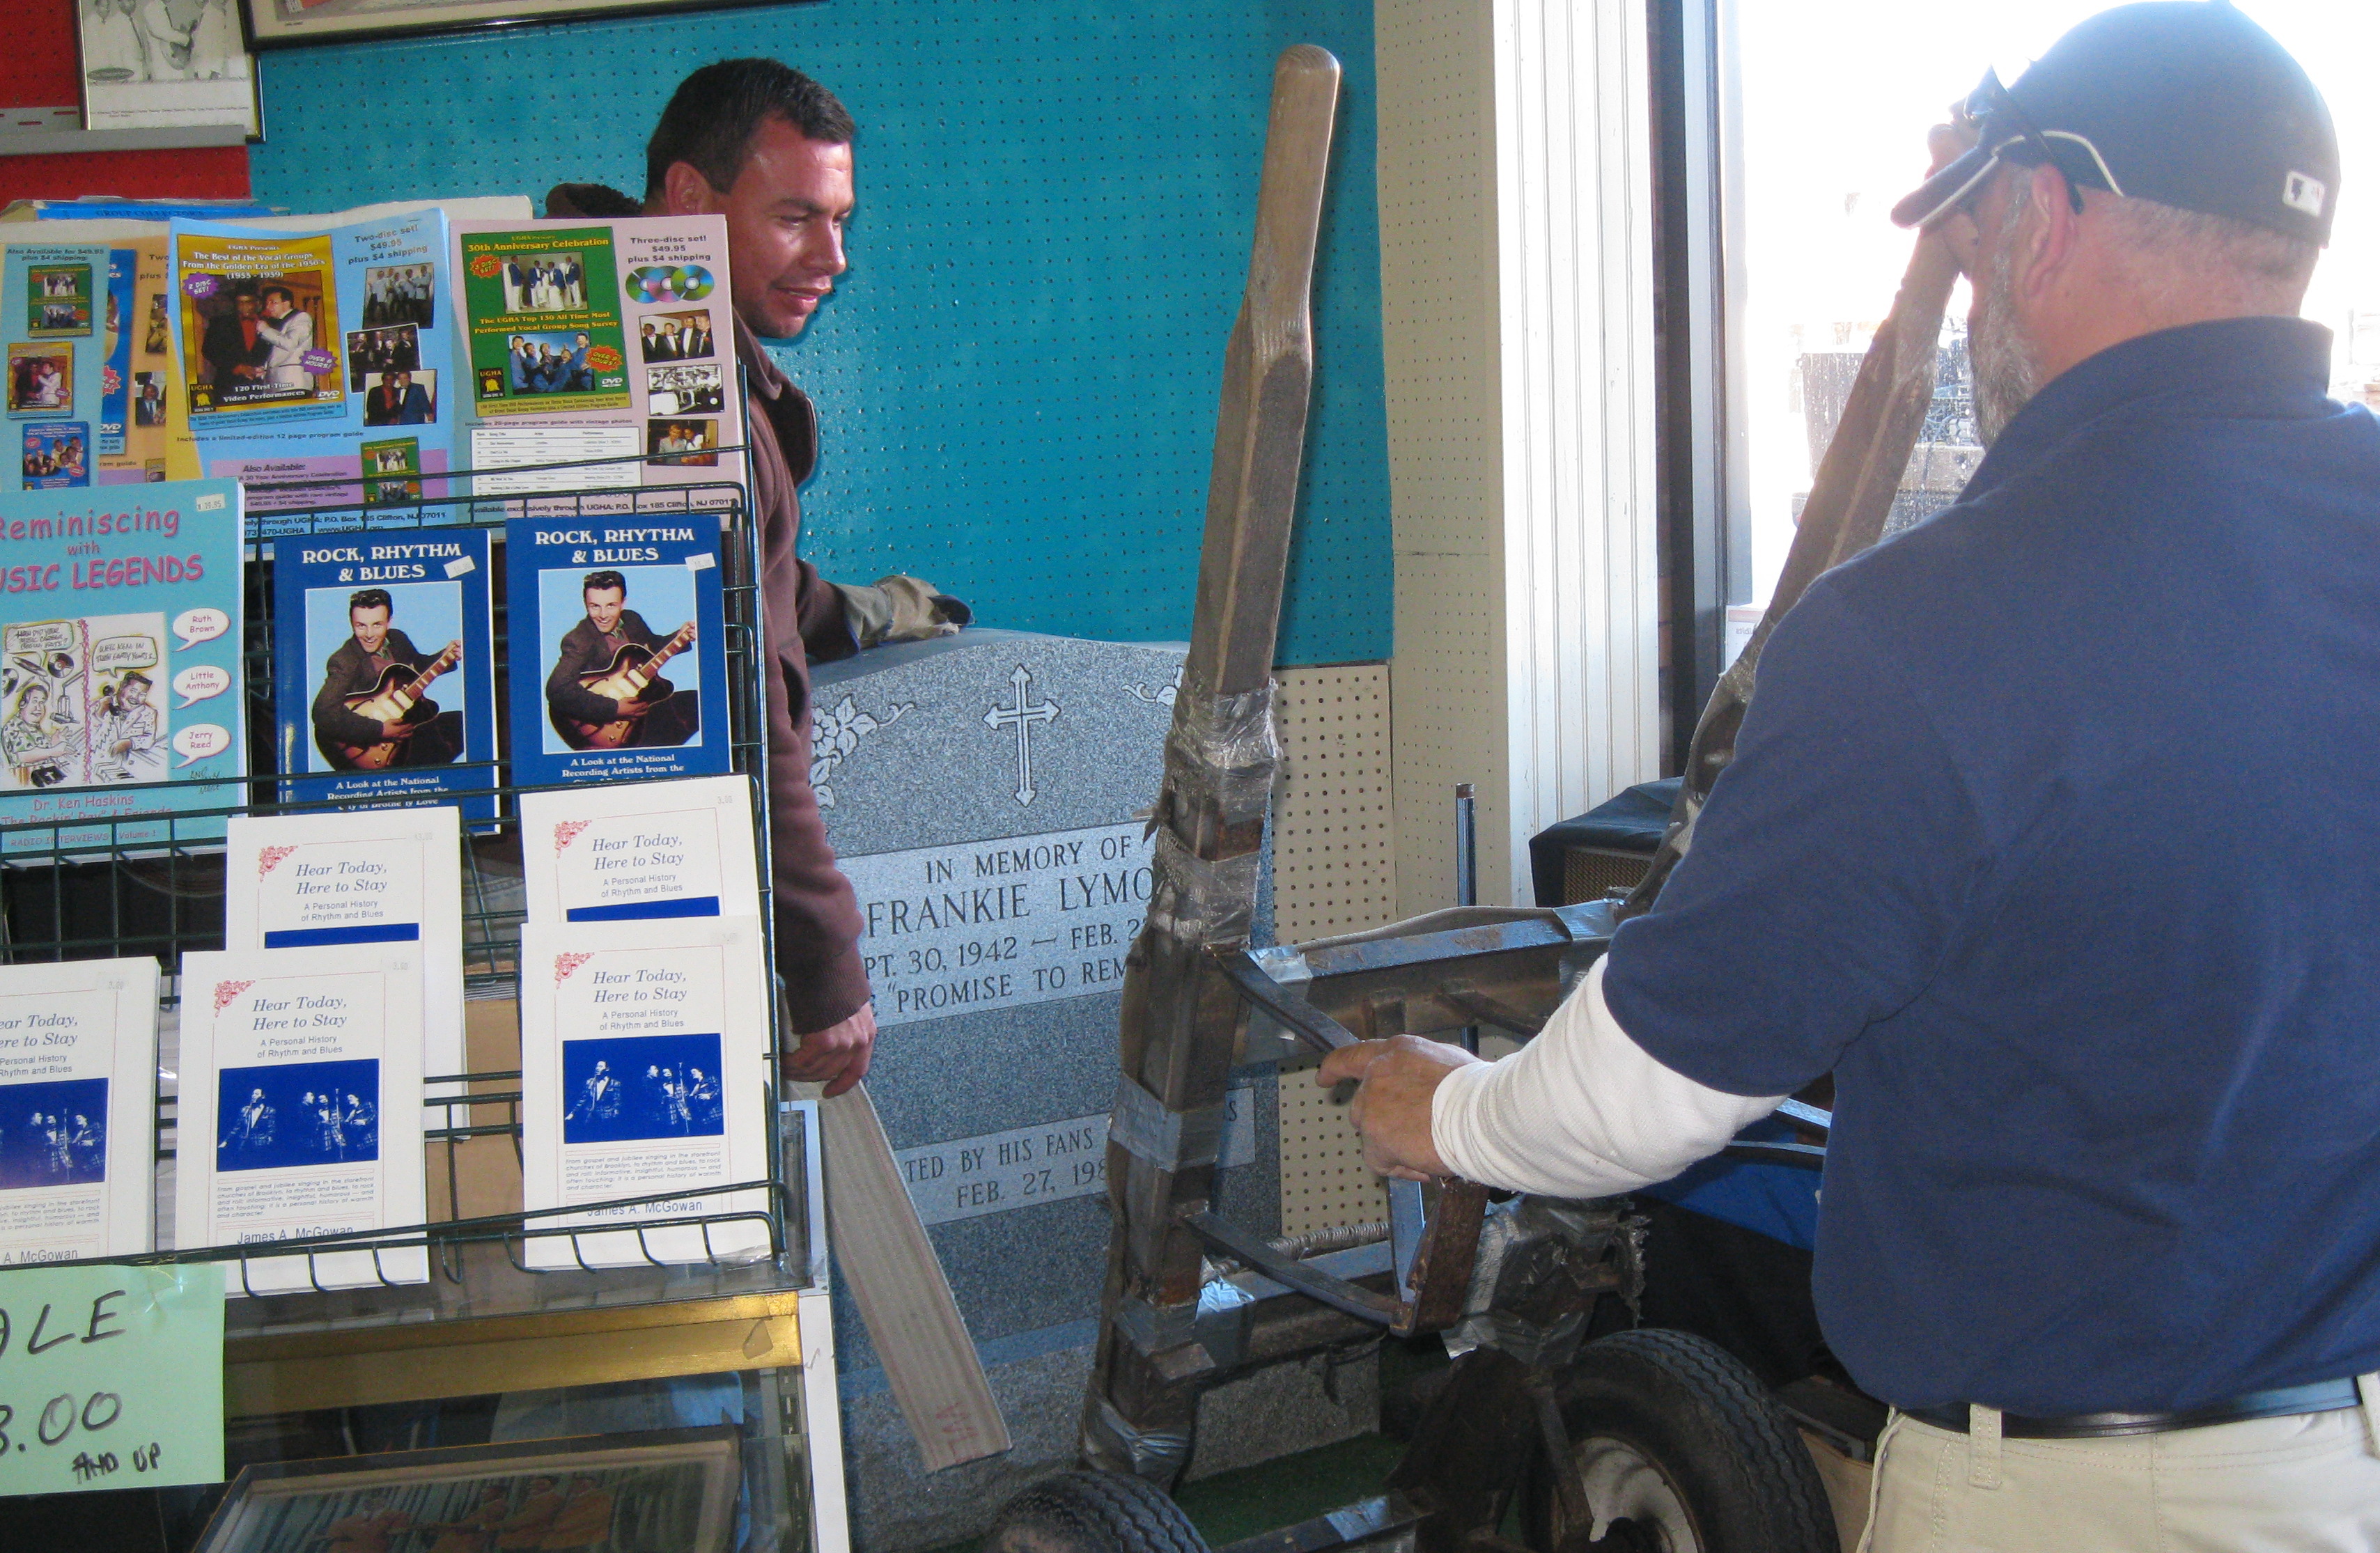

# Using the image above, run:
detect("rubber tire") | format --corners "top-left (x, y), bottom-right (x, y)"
top-left (1523, 1328), bottom-right (1840, 1553)
top-left (980, 1470), bottom-right (1211, 1553)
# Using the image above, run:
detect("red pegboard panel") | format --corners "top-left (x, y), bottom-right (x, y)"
top-left (0, 0), bottom-right (250, 204)
top-left (0, 0), bottom-right (79, 110)
top-left (1, 146), bottom-right (251, 203)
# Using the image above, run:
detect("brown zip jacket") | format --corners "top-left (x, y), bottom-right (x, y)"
top-left (545, 183), bottom-right (871, 1033)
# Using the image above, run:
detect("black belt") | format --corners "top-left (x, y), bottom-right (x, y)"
top-left (1902, 1378), bottom-right (2363, 1439)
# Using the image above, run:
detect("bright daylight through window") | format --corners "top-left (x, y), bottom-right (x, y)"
top-left (1727, 1), bottom-right (2374, 633)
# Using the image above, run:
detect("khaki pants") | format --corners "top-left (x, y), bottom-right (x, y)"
top-left (1860, 1377), bottom-right (2380, 1552)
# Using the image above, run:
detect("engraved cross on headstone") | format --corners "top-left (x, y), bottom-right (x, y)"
top-left (983, 664), bottom-right (1059, 805)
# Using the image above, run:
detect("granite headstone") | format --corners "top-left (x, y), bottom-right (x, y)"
top-left (812, 630), bottom-right (1309, 1550)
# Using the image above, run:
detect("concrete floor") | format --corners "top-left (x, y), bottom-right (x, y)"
top-left (919, 1431), bottom-right (1410, 1553)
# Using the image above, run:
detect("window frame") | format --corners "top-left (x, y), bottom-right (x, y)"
top-left (1650, 0), bottom-right (1753, 773)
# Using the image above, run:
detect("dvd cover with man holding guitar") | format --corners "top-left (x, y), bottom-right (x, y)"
top-left (270, 526), bottom-right (497, 818)
top-left (503, 515), bottom-right (729, 788)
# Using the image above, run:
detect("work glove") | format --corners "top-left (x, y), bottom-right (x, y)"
top-left (834, 575), bottom-right (974, 649)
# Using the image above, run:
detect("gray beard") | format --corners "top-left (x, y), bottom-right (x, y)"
top-left (1969, 236), bottom-right (2041, 447)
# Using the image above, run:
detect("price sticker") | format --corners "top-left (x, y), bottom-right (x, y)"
top-left (0, 1263), bottom-right (224, 1497)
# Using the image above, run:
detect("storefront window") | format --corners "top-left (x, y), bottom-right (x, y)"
top-left (1727, 1), bottom-right (2379, 630)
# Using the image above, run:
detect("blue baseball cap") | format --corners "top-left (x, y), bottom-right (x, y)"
top-left (1892, 1), bottom-right (2338, 246)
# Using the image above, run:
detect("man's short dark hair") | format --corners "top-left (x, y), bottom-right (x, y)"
top-left (644, 58), bottom-right (855, 200)
top-left (582, 570), bottom-right (627, 597)
top-left (260, 285), bottom-right (295, 307)
top-left (349, 588), bottom-right (393, 614)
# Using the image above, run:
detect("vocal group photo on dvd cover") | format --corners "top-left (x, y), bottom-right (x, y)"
top-left (181, 266), bottom-right (448, 432)
top-left (561, 1033), bottom-right (727, 1146)
top-left (182, 267), bottom-right (339, 414)
top-left (215, 1059), bottom-right (382, 1172)
top-left (0, 1076), bottom-right (107, 1190)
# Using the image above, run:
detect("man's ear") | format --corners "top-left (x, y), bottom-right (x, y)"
top-left (657, 161), bottom-right (725, 218)
top-left (2015, 162), bottom-right (2083, 304)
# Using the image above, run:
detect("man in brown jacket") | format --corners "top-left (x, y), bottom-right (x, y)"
top-left (550, 61), bottom-right (963, 1095)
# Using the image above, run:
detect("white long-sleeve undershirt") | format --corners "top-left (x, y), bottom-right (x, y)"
top-left (1429, 958), bottom-right (1788, 1199)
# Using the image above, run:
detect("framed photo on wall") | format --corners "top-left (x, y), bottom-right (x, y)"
top-left (78, 0), bottom-right (263, 136)
top-left (242, 0), bottom-right (814, 49)
top-left (191, 1426), bottom-right (743, 1553)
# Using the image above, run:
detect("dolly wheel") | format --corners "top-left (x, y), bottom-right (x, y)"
top-left (981, 1470), bottom-right (1211, 1553)
top-left (1524, 1329), bottom-right (1840, 1553)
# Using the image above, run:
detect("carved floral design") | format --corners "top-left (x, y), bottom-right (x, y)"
top-left (213, 980), bottom-right (254, 1013)
top-left (809, 695), bottom-right (912, 809)
top-left (257, 846), bottom-right (297, 879)
top-left (1127, 666), bottom-right (1184, 707)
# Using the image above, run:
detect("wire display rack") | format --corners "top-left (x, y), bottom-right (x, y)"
top-left (0, 452), bottom-right (825, 1340)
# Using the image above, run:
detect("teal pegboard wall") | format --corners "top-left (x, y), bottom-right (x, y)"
top-left (247, 0), bottom-right (1388, 666)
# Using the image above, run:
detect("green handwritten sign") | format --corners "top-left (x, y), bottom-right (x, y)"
top-left (0, 1263), bottom-right (223, 1497)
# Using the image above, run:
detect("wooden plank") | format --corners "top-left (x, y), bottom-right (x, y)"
top-left (813, 1080), bottom-right (1011, 1470)
top-left (1086, 45), bottom-right (1345, 1482)
top-left (1179, 44), bottom-right (1350, 703)
top-left (1620, 231), bottom-right (1959, 916)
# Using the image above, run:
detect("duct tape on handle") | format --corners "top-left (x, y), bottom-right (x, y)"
top-left (1165, 685), bottom-right (1280, 827)
top-left (1140, 829), bottom-right (1262, 944)
top-left (1109, 1071), bottom-right (1227, 1171)
top-left (1240, 944), bottom-right (1311, 1063)
top-left (1087, 1397), bottom-right (1193, 1483)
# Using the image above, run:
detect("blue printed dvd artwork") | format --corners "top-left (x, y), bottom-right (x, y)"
top-left (217, 1059), bottom-right (381, 1171)
top-left (19, 423), bottom-right (90, 490)
top-left (171, 210), bottom-right (455, 536)
top-left (504, 517), bottom-right (729, 787)
top-left (5, 245), bottom-right (111, 497)
top-left (98, 249), bottom-right (134, 458)
top-left (0, 478), bottom-right (247, 854)
top-left (0, 1077), bottom-right (107, 1189)
top-left (271, 526), bottom-right (496, 819)
top-left (561, 1033), bottom-right (725, 1146)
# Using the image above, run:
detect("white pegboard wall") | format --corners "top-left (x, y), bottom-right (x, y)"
top-left (1379, 0), bottom-right (1663, 921)
top-left (1269, 663), bottom-right (1399, 1236)
top-left (1269, 664), bottom-right (1399, 942)
top-left (1277, 1054), bottom-right (1387, 1237)
top-left (1375, 0), bottom-right (1514, 916)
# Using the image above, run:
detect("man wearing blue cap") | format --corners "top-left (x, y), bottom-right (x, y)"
top-left (1325, 3), bottom-right (2380, 1545)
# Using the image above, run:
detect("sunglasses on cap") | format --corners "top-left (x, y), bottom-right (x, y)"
top-left (1894, 70), bottom-right (2126, 228)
